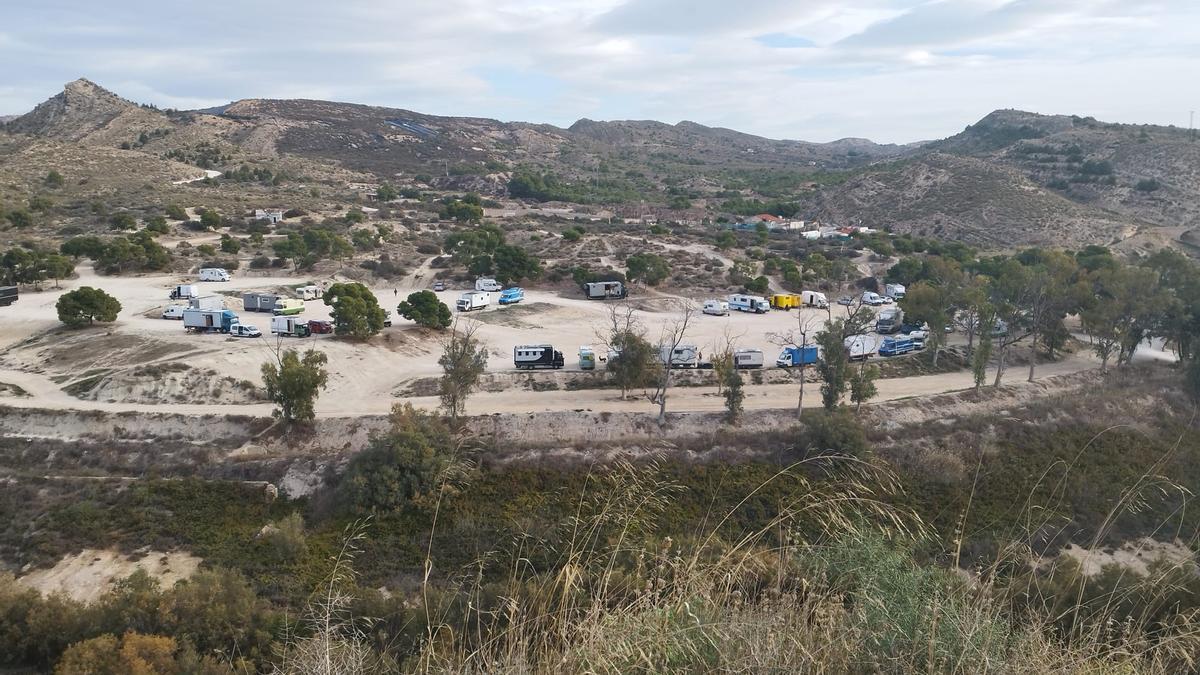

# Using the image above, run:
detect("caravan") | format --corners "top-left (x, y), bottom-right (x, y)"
top-left (199, 268), bottom-right (231, 282)
top-left (728, 294), bottom-right (770, 314)
top-left (659, 344), bottom-right (701, 369)
top-left (702, 299), bottom-right (729, 316)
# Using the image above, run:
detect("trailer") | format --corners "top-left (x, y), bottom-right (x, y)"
top-left (169, 284), bottom-right (199, 300)
top-left (579, 346), bottom-right (597, 370)
top-left (189, 295), bottom-right (225, 311)
top-left (844, 333), bottom-right (880, 360)
top-left (776, 345), bottom-right (819, 368)
top-left (769, 294), bottom-right (801, 310)
top-left (801, 290), bottom-right (829, 309)
top-left (183, 309), bottom-right (238, 333)
top-left (514, 344), bottom-right (564, 370)
top-left (584, 281), bottom-right (626, 300)
top-left (733, 349), bottom-right (764, 369)
top-left (0, 286), bottom-right (16, 307)
top-left (659, 343), bottom-right (701, 369)
top-left (875, 307), bottom-right (905, 334)
top-left (702, 299), bottom-right (729, 316)
top-left (728, 294), bottom-right (770, 314)
top-left (271, 315), bottom-right (311, 337)
top-left (273, 298), bottom-right (305, 316)
top-left (199, 267), bottom-right (231, 282)
top-left (456, 291), bottom-right (489, 312)
top-left (242, 292), bottom-right (279, 312)
top-left (498, 287), bottom-right (524, 305)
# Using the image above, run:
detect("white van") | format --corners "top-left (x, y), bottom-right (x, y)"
top-left (702, 299), bottom-right (729, 316)
top-left (229, 323), bottom-right (262, 338)
top-left (475, 278), bottom-right (503, 292)
top-left (199, 268), bottom-right (231, 282)
top-left (162, 304), bottom-right (187, 320)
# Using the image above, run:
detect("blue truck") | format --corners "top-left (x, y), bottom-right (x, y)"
top-left (498, 287), bottom-right (525, 305)
top-left (878, 336), bottom-right (917, 357)
top-left (183, 308), bottom-right (239, 333)
top-left (775, 345), bottom-right (819, 368)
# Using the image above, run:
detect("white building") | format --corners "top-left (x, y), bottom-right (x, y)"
top-left (254, 209), bottom-right (284, 224)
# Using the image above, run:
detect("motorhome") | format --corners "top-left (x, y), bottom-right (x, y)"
top-left (801, 290), bottom-right (829, 309)
top-left (584, 281), bottom-right (627, 300)
top-left (188, 295), bottom-right (224, 311)
top-left (844, 333), bottom-right (880, 360)
top-left (659, 343), bottom-right (701, 369)
top-left (475, 278), bottom-right (503, 292)
top-left (885, 283), bottom-right (907, 300)
top-left (498, 287), bottom-right (525, 305)
top-left (295, 285), bottom-right (321, 300)
top-left (199, 267), bottom-right (231, 282)
top-left (702, 299), bottom-right (729, 316)
top-left (514, 344), bottom-right (564, 370)
top-left (733, 349), bottom-right (764, 369)
top-left (728, 294), bottom-right (770, 314)
top-left (456, 291), bottom-right (489, 312)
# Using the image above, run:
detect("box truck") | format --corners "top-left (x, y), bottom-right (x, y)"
top-left (514, 344), bottom-right (564, 370)
top-left (183, 309), bottom-right (238, 333)
top-left (456, 291), bottom-right (489, 312)
top-left (728, 294), bottom-right (770, 314)
top-left (199, 267), bottom-right (231, 282)
top-left (776, 345), bottom-right (819, 368)
top-left (189, 295), bottom-right (225, 311)
top-left (271, 315), bottom-right (311, 337)
top-left (769, 294), bottom-right (801, 310)
top-left (273, 298), bottom-right (305, 316)
top-left (498, 287), bottom-right (525, 305)
top-left (733, 349), bottom-right (764, 369)
top-left (242, 292), bottom-right (279, 312)
top-left (170, 284), bottom-right (199, 300)
top-left (584, 281), bottom-right (626, 300)
top-left (0, 286), bottom-right (16, 307)
top-left (801, 290), bottom-right (829, 309)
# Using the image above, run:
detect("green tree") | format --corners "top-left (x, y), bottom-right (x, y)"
top-left (261, 349), bottom-right (328, 423)
top-left (6, 209), bottom-right (33, 228)
top-left (815, 319), bottom-right (853, 410)
top-left (44, 170), bottom-right (65, 188)
top-left (376, 183), bottom-right (398, 202)
top-left (722, 360), bottom-right (744, 424)
top-left (441, 200), bottom-right (483, 222)
top-left (849, 363), bottom-right (880, 411)
top-left (144, 216), bottom-right (169, 234)
top-left (398, 290), bottom-right (452, 329)
top-left (219, 234), bottom-right (241, 254)
top-left (715, 230), bottom-right (737, 250)
top-left (323, 282), bottom-right (386, 339)
top-left (109, 213), bottom-right (137, 231)
top-left (56, 287), bottom-right (121, 328)
top-left (900, 282), bottom-right (950, 366)
top-left (625, 252), bottom-right (670, 286)
top-left (602, 305), bottom-right (661, 399)
top-left (272, 233), bottom-right (308, 269)
top-left (165, 204), bottom-right (187, 221)
top-left (438, 320), bottom-right (488, 425)
top-left (199, 209), bottom-right (222, 229)
top-left (492, 244), bottom-right (541, 284)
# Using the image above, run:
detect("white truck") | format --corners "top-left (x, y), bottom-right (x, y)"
top-left (271, 315), bottom-right (311, 337)
top-left (728, 294), bottom-right (770, 314)
top-left (733, 349), bottom-right (764, 369)
top-left (885, 283), bottom-right (907, 300)
top-left (861, 291), bottom-right (886, 306)
top-left (169, 284), bottom-right (199, 300)
top-left (844, 333), bottom-right (881, 360)
top-left (801, 290), bottom-right (829, 309)
top-left (199, 267), bottom-right (231, 282)
top-left (702, 299), bottom-right (729, 316)
top-left (456, 291), bottom-right (490, 312)
top-left (659, 343), bottom-right (701, 369)
top-left (475, 278), bottom-right (503, 292)
top-left (189, 295), bottom-right (225, 311)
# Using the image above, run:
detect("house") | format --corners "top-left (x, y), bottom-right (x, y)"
top-left (254, 209), bottom-right (284, 224)
top-left (748, 213), bottom-right (785, 226)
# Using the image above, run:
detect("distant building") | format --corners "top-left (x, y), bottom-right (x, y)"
top-left (254, 209), bottom-right (284, 224)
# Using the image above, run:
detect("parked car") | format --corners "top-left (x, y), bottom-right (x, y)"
top-left (837, 296), bottom-right (853, 306)
top-left (229, 323), bottom-right (262, 338)
top-left (307, 320), bottom-right (333, 334)
top-left (433, 280), bottom-right (446, 292)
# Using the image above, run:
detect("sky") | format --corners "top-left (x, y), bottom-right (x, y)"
top-left (1, 0), bottom-right (1197, 143)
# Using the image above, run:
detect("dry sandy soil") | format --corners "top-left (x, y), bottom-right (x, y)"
top-left (16, 548), bottom-right (201, 603)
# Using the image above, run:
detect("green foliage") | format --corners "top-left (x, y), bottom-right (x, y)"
top-left (561, 227), bottom-right (583, 242)
top-left (815, 320), bottom-right (851, 410)
top-left (714, 230), bottom-right (737, 250)
top-left (339, 404), bottom-right (466, 512)
top-left (508, 168), bottom-right (643, 204)
top-left (43, 170), bottom-right (65, 188)
top-left (2, 247), bottom-right (74, 286)
top-left (721, 363), bottom-right (744, 424)
top-left (625, 252), bottom-right (670, 286)
top-left (261, 349), bottom-right (328, 423)
top-left (491, 243), bottom-right (541, 284)
top-left (143, 216), bottom-right (169, 234)
top-left (196, 243), bottom-right (216, 257)
top-left (222, 164), bottom-right (277, 184)
top-left (445, 224), bottom-right (505, 263)
top-left (1135, 178), bottom-right (1161, 192)
top-left (56, 287), bottom-right (121, 327)
top-left (848, 363), bottom-right (880, 410)
top-left (323, 282), bottom-right (386, 338)
top-left (398, 290), bottom-right (451, 329)
top-left (607, 330), bottom-right (660, 397)
top-left (799, 409), bottom-right (870, 456)
top-left (6, 208), bottom-right (33, 228)
top-left (219, 234), bottom-right (240, 254)
top-left (439, 199), bottom-right (483, 222)
top-left (164, 204), bottom-right (187, 221)
top-left (439, 323), bottom-right (488, 424)
top-left (199, 209), bottom-right (222, 229)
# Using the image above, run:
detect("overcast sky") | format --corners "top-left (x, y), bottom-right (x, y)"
top-left (2, 0), bottom-right (1197, 143)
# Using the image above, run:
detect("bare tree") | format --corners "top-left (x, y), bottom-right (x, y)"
top-left (594, 303), bottom-right (659, 399)
top-left (768, 313), bottom-right (823, 420)
top-left (648, 301), bottom-right (696, 426)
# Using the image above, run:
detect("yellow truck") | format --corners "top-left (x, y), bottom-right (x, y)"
top-left (769, 293), bottom-right (802, 310)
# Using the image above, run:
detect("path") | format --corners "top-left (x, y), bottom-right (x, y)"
top-left (170, 170), bottom-right (222, 185)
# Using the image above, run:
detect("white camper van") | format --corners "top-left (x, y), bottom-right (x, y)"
top-left (199, 268), bottom-right (231, 282)
top-left (702, 299), bottom-right (729, 316)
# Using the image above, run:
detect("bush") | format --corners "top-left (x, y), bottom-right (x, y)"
top-left (800, 409), bottom-right (869, 457)
top-left (397, 290), bottom-right (451, 329)
top-left (249, 256), bottom-right (271, 269)
top-left (339, 404), bottom-right (463, 511)
top-left (164, 204), bottom-right (187, 220)
top-left (1135, 178), bottom-right (1160, 193)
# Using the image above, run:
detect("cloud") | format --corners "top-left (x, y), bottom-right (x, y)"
top-left (0, 0), bottom-right (1197, 143)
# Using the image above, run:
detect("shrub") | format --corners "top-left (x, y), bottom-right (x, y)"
top-left (397, 290), bottom-right (452, 329)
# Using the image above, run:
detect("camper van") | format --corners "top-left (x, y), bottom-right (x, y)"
top-left (702, 299), bottom-right (729, 316)
top-left (801, 290), bottom-right (829, 309)
top-left (728, 294), bottom-right (770, 314)
top-left (199, 268), bottom-right (231, 282)
top-left (514, 344), bottom-right (564, 370)
top-left (475, 278), bottom-right (503, 292)
top-left (161, 304), bottom-right (187, 320)
top-left (295, 285), bottom-right (321, 300)
top-left (498, 287), bottom-right (524, 305)
top-left (273, 298), bottom-right (305, 316)
top-left (584, 281), bottom-right (627, 300)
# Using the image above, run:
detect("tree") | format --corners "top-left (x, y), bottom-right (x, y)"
top-left (56, 287), bottom-right (121, 328)
top-left (438, 320), bottom-right (488, 425)
top-left (44, 170), bottom-right (64, 188)
top-left (376, 183), bottom-right (398, 202)
top-left (900, 282), bottom-right (951, 366)
top-left (715, 230), bottom-right (737, 250)
top-left (440, 200), bottom-right (483, 222)
top-left (261, 349), bottom-right (328, 423)
top-left (648, 302), bottom-right (696, 425)
top-left (815, 319), bottom-right (852, 410)
top-left (323, 283), bottom-right (386, 339)
top-left (849, 363), bottom-right (880, 411)
top-left (492, 244), bottom-right (541, 284)
top-left (219, 234), bottom-right (241, 254)
top-left (165, 204), bottom-right (188, 221)
top-left (598, 304), bottom-right (660, 400)
top-left (972, 306), bottom-right (996, 390)
top-left (109, 213), bottom-right (137, 231)
top-left (625, 253), bottom-right (670, 286)
top-left (770, 315), bottom-right (821, 419)
top-left (338, 404), bottom-right (469, 511)
top-left (7, 209), bottom-right (33, 228)
top-left (755, 222), bottom-right (769, 247)
top-left (199, 209), bottom-right (222, 229)
top-left (398, 290), bottom-right (451, 329)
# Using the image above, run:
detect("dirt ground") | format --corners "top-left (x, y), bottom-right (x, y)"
top-left (0, 235), bottom-right (1173, 417)
top-left (16, 548), bottom-right (201, 602)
